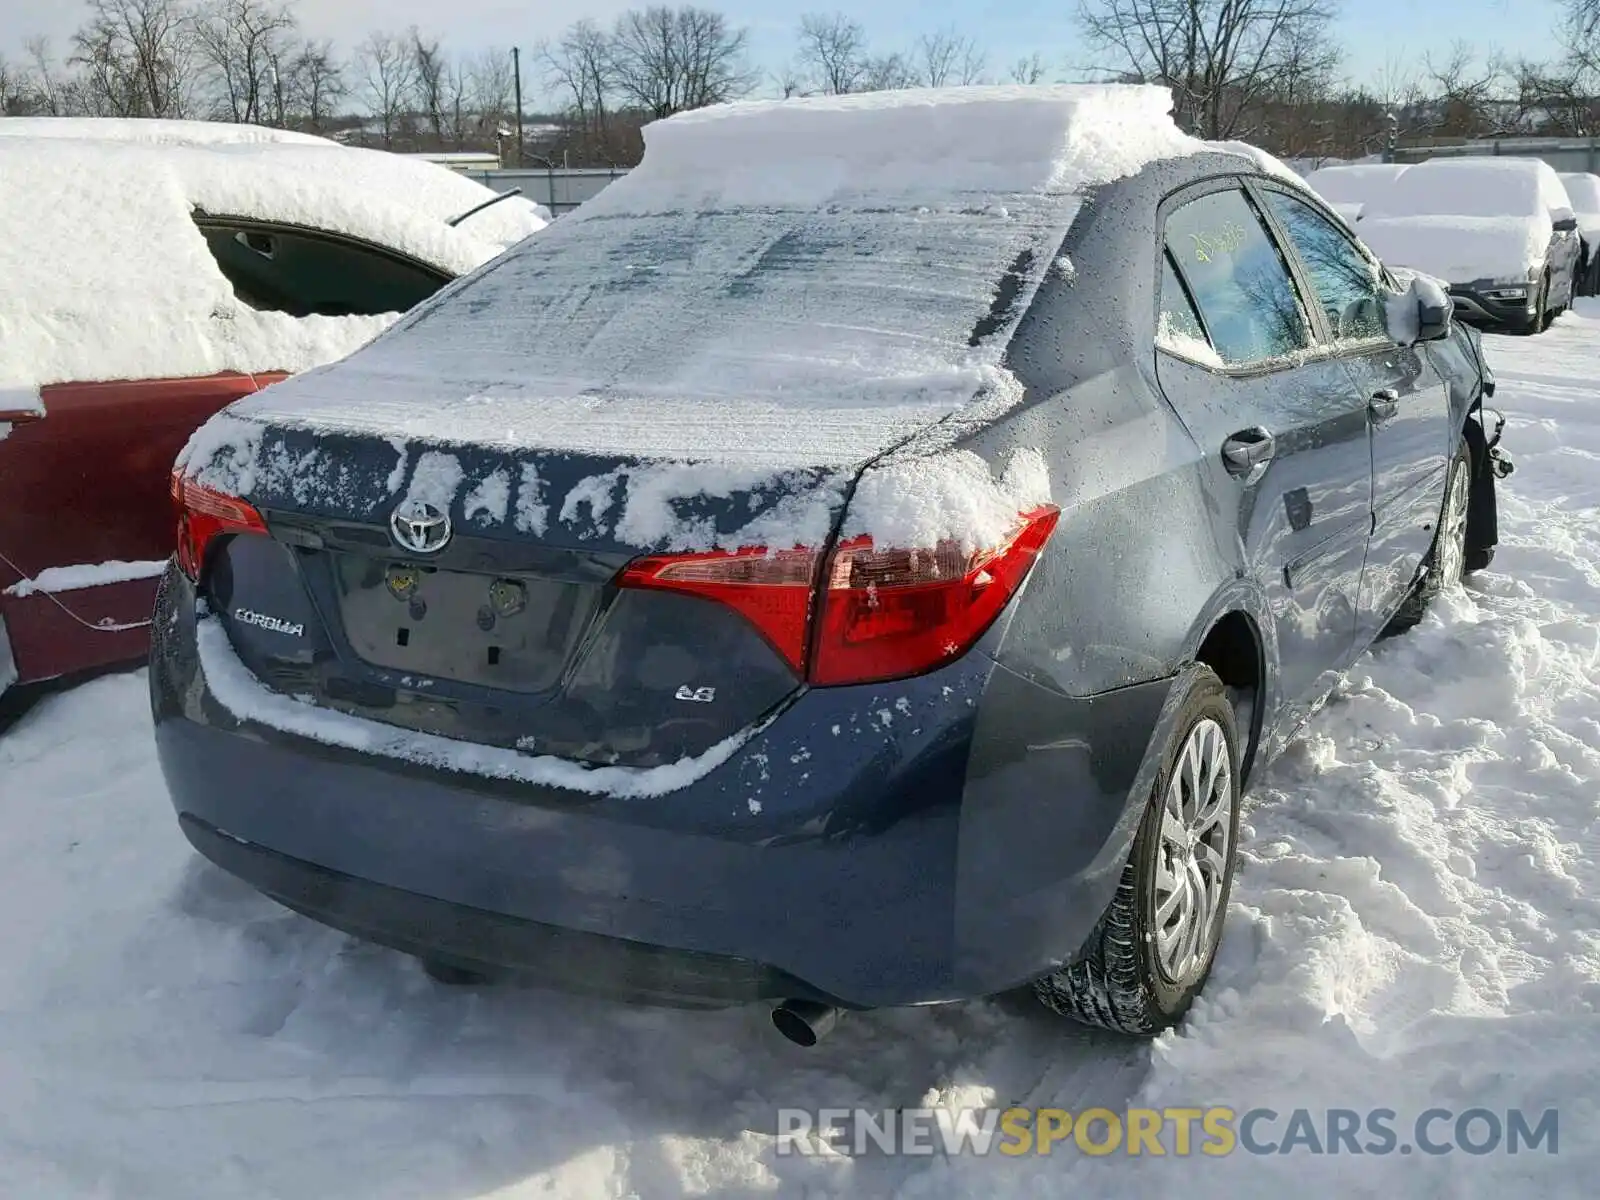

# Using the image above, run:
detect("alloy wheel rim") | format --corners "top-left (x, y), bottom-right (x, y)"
top-left (1153, 717), bottom-right (1234, 983)
top-left (1436, 463), bottom-right (1470, 588)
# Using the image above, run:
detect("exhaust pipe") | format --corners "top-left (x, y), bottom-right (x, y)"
top-left (771, 999), bottom-right (841, 1047)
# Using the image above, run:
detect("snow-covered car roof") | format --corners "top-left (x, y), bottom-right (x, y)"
top-left (1364, 156), bottom-right (1573, 221)
top-left (0, 130), bottom-right (548, 388)
top-left (1301, 163), bottom-right (1411, 221)
top-left (0, 116), bottom-right (335, 147)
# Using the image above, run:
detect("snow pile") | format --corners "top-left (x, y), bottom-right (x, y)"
top-left (8, 306), bottom-right (1600, 1195)
top-left (0, 137), bottom-right (547, 388)
top-left (199, 86), bottom-right (1204, 549)
top-left (841, 448), bottom-right (1053, 552)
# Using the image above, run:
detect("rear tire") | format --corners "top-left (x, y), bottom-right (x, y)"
top-left (1385, 444), bottom-right (1472, 635)
top-left (1034, 666), bottom-right (1240, 1035)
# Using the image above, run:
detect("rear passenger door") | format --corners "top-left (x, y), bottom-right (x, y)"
top-left (1253, 184), bottom-right (1451, 643)
top-left (1153, 183), bottom-right (1374, 740)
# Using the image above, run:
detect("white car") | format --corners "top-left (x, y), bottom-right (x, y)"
top-left (1357, 157), bottom-right (1583, 334)
top-left (1558, 171), bottom-right (1600, 295)
top-left (0, 120), bottom-right (548, 696)
top-left (1301, 162), bottom-right (1411, 225)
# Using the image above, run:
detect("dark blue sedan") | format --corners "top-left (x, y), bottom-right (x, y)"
top-left (151, 89), bottom-right (1506, 1045)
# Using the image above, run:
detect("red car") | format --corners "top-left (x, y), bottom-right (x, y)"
top-left (0, 120), bottom-right (546, 697)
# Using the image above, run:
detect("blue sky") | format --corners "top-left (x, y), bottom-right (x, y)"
top-left (0, 0), bottom-right (1570, 103)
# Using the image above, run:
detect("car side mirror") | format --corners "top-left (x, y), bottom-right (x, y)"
top-left (1415, 292), bottom-right (1453, 342)
top-left (1381, 276), bottom-right (1454, 345)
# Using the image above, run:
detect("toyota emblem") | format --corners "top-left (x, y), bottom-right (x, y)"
top-left (390, 499), bottom-right (453, 555)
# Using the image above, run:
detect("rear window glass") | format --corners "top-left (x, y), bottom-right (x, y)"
top-left (385, 197), bottom-right (1081, 405)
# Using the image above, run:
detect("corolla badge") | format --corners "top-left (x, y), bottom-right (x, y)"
top-left (390, 498), bottom-right (453, 554)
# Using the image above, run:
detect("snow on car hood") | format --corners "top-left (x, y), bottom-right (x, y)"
top-left (1356, 214), bottom-right (1551, 285)
top-left (0, 136), bottom-right (547, 389)
top-left (219, 87), bottom-right (1203, 481)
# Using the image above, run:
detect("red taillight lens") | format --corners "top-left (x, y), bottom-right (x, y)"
top-left (614, 505), bottom-right (1060, 686)
top-left (617, 545), bottom-right (822, 672)
top-left (810, 505), bottom-right (1061, 686)
top-left (171, 467), bottom-right (268, 581)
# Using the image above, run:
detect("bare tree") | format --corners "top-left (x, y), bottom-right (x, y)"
top-left (608, 6), bottom-right (753, 118)
top-left (1422, 41), bottom-right (1506, 138)
top-left (70, 0), bottom-right (199, 117)
top-left (192, 0), bottom-right (297, 124)
top-left (916, 28), bottom-right (986, 87)
top-left (355, 29), bottom-right (417, 147)
top-left (1077, 0), bottom-right (1339, 139)
top-left (860, 52), bottom-right (918, 92)
top-left (23, 38), bottom-right (73, 114)
top-left (469, 47), bottom-right (516, 127)
top-left (411, 29), bottom-right (448, 146)
top-left (0, 57), bottom-right (24, 115)
top-left (795, 12), bottom-right (869, 95)
top-left (283, 37), bottom-right (343, 130)
top-left (467, 48), bottom-right (515, 127)
top-left (539, 19), bottom-right (615, 160)
top-left (1009, 51), bottom-right (1048, 85)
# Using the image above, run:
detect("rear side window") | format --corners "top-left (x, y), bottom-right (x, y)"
top-left (196, 217), bottom-right (451, 318)
top-left (1164, 189), bottom-right (1311, 366)
top-left (1157, 252), bottom-right (1217, 363)
top-left (1262, 190), bottom-right (1387, 342)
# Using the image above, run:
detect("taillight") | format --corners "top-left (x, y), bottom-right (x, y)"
top-left (617, 545), bottom-right (822, 672)
top-left (171, 466), bottom-right (268, 581)
top-left (810, 505), bottom-right (1060, 686)
top-left (615, 505), bottom-right (1059, 686)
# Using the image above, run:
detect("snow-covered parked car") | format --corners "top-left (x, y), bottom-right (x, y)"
top-left (1358, 157), bottom-right (1582, 333)
top-left (1301, 162), bottom-right (1410, 225)
top-left (0, 121), bottom-right (546, 697)
top-left (153, 86), bottom-right (1507, 1043)
top-left (1558, 171), bottom-right (1600, 296)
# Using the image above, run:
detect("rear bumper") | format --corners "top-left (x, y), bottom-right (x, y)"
top-left (152, 566), bottom-right (1172, 1009)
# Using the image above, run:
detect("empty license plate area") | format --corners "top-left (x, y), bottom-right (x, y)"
top-left (331, 553), bottom-right (601, 692)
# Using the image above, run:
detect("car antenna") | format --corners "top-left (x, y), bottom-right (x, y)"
top-left (447, 187), bottom-right (524, 228)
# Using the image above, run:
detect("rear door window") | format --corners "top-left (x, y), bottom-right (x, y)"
top-left (195, 217), bottom-right (452, 318)
top-left (1163, 188), bottom-right (1312, 366)
top-left (1157, 251), bottom-right (1217, 363)
top-left (1260, 190), bottom-right (1388, 343)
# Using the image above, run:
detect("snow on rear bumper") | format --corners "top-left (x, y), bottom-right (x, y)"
top-left (149, 564), bottom-right (1164, 1008)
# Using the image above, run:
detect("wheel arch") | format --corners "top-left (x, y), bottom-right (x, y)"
top-left (1181, 586), bottom-right (1274, 788)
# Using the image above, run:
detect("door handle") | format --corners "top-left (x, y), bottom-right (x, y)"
top-left (1221, 427), bottom-right (1275, 477)
top-left (1369, 388), bottom-right (1400, 422)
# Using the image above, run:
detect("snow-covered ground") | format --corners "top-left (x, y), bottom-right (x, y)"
top-left (5, 307), bottom-right (1600, 1197)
